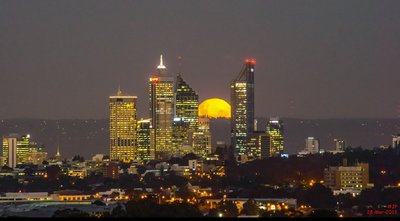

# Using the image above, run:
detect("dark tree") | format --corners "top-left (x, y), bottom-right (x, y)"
top-left (217, 200), bottom-right (239, 217)
top-left (52, 208), bottom-right (90, 217)
top-left (136, 165), bottom-right (146, 175)
top-left (241, 198), bottom-right (260, 215)
top-left (299, 183), bottom-right (335, 209)
top-left (111, 203), bottom-right (127, 217)
top-left (308, 209), bottom-right (338, 217)
top-left (92, 200), bottom-right (106, 206)
top-left (72, 155), bottom-right (85, 162)
top-left (46, 165), bottom-right (61, 181)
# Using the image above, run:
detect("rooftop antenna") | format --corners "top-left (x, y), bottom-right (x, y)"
top-left (177, 55), bottom-right (183, 75)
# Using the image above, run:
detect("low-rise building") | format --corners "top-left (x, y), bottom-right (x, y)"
top-left (324, 160), bottom-right (372, 195)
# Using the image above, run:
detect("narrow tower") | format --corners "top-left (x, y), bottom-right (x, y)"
top-left (230, 59), bottom-right (255, 160)
top-left (149, 55), bottom-right (175, 160)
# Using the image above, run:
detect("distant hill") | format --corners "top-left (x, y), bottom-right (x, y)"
top-left (0, 118), bottom-right (398, 158)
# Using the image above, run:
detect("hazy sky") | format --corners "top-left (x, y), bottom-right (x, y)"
top-left (0, 0), bottom-right (399, 119)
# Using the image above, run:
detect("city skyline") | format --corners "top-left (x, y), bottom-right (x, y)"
top-left (1, 0), bottom-right (399, 119)
top-left (0, 1), bottom-right (399, 218)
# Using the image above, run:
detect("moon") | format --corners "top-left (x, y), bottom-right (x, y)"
top-left (199, 98), bottom-right (231, 119)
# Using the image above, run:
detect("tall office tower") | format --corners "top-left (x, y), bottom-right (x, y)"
top-left (305, 137), bottom-right (320, 154)
top-left (109, 89), bottom-right (138, 163)
top-left (334, 138), bottom-right (346, 151)
top-left (266, 117), bottom-right (285, 157)
top-left (175, 74), bottom-right (199, 129)
top-left (189, 116), bottom-right (212, 158)
top-left (149, 55), bottom-right (175, 160)
top-left (137, 118), bottom-right (155, 161)
top-left (230, 59), bottom-right (255, 159)
top-left (247, 131), bottom-right (271, 160)
top-left (172, 74), bottom-right (199, 152)
top-left (2, 135), bottom-right (17, 168)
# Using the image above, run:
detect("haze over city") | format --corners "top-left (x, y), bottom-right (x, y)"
top-left (1, 0), bottom-right (399, 119)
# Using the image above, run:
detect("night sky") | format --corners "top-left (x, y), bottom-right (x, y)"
top-left (0, 0), bottom-right (399, 120)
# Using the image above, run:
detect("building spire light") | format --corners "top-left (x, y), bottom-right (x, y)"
top-left (157, 54), bottom-right (166, 69)
top-left (56, 144), bottom-right (61, 157)
top-left (117, 86), bottom-right (123, 96)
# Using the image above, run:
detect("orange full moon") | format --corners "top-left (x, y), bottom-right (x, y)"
top-left (199, 98), bottom-right (231, 119)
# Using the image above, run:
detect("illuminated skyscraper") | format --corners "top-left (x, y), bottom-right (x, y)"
top-left (149, 55), bottom-right (175, 160)
top-left (137, 118), bottom-right (155, 161)
top-left (230, 59), bottom-right (255, 159)
top-left (175, 74), bottom-right (199, 129)
top-left (266, 117), bottom-right (284, 157)
top-left (172, 74), bottom-right (199, 152)
top-left (109, 89), bottom-right (137, 162)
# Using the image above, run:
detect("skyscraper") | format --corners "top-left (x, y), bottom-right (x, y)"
top-left (266, 117), bottom-right (285, 157)
top-left (230, 59), bottom-right (255, 159)
top-left (172, 74), bottom-right (199, 152)
top-left (175, 74), bottom-right (199, 129)
top-left (109, 89), bottom-right (137, 163)
top-left (149, 55), bottom-right (175, 160)
top-left (137, 118), bottom-right (155, 161)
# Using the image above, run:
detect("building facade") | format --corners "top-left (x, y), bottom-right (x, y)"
top-left (230, 59), bottom-right (255, 159)
top-left (109, 89), bottom-right (138, 162)
top-left (247, 131), bottom-right (271, 160)
top-left (189, 116), bottom-right (212, 159)
top-left (324, 162), bottom-right (370, 195)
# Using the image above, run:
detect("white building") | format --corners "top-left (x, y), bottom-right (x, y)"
top-left (393, 134), bottom-right (400, 148)
top-left (305, 137), bottom-right (320, 154)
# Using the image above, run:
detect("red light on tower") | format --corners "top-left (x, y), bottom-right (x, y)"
top-left (245, 58), bottom-right (256, 65)
top-left (150, 77), bottom-right (159, 83)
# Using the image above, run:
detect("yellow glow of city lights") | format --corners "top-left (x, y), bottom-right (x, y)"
top-left (199, 98), bottom-right (231, 119)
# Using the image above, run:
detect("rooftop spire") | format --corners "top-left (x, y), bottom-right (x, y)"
top-left (117, 86), bottom-right (123, 96)
top-left (157, 54), bottom-right (166, 69)
top-left (56, 145), bottom-right (61, 157)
